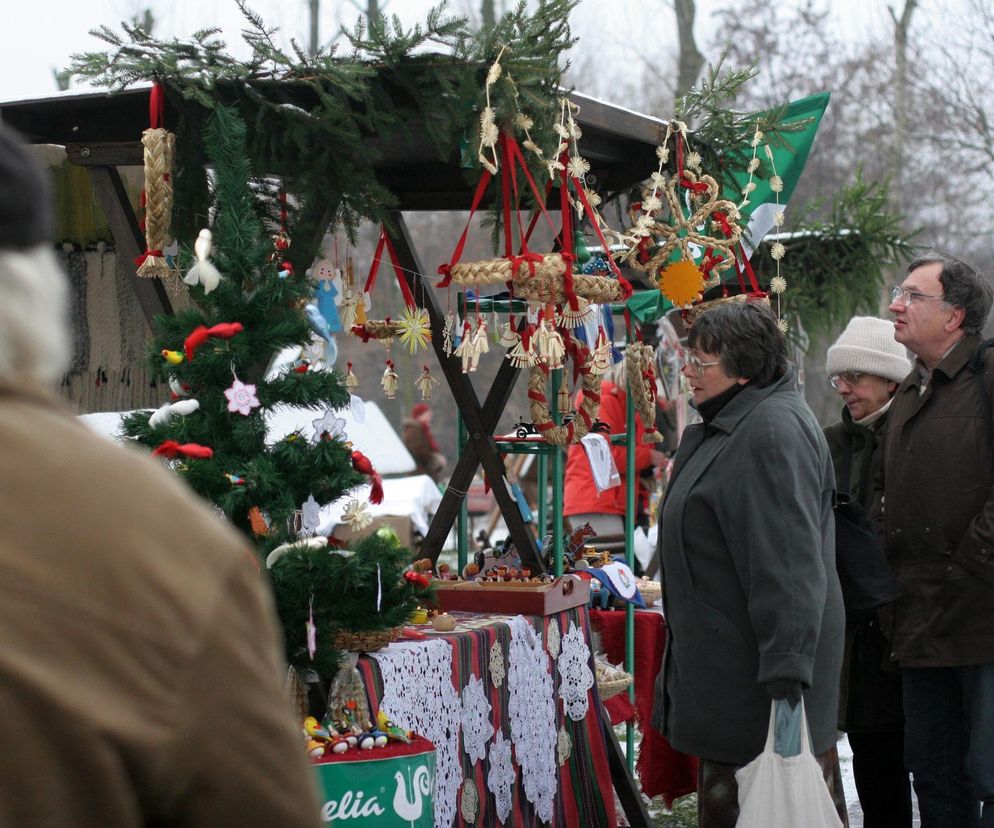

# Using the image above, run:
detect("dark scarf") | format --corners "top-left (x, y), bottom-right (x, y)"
top-left (696, 381), bottom-right (747, 426)
top-left (838, 407), bottom-right (883, 503)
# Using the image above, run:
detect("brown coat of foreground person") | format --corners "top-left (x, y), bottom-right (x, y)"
top-left (0, 122), bottom-right (322, 827)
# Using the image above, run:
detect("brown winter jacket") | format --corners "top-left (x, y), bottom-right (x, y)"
top-left (878, 334), bottom-right (994, 667)
top-left (0, 383), bottom-right (322, 827)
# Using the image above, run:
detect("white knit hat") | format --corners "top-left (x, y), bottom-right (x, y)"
top-left (826, 316), bottom-right (912, 383)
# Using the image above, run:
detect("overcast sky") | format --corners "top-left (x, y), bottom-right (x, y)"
top-left (0, 0), bottom-right (907, 106)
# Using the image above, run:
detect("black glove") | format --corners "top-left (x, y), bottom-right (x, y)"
top-left (766, 679), bottom-right (802, 708)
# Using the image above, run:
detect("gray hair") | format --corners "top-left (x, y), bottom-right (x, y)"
top-left (0, 246), bottom-right (70, 386)
top-left (907, 253), bottom-right (994, 336)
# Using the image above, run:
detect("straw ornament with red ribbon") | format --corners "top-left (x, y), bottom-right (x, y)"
top-left (136, 83), bottom-right (176, 280)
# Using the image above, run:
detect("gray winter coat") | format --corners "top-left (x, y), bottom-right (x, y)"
top-left (651, 369), bottom-right (845, 765)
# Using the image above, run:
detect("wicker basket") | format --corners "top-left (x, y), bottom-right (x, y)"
top-left (637, 578), bottom-right (662, 606)
top-left (331, 626), bottom-right (403, 653)
top-left (595, 658), bottom-right (634, 701)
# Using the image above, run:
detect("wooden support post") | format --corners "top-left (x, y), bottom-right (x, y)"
top-left (85, 164), bottom-right (172, 325)
top-left (384, 212), bottom-right (543, 572)
top-left (602, 705), bottom-right (652, 827)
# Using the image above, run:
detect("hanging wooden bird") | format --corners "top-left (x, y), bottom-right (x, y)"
top-left (414, 365), bottom-right (439, 401)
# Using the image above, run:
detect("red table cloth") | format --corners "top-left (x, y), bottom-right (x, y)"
top-left (590, 608), bottom-right (698, 807)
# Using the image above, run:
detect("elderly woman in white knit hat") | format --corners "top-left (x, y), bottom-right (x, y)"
top-left (824, 316), bottom-right (913, 828)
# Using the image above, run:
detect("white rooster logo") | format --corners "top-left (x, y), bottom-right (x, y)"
top-left (392, 764), bottom-right (432, 826)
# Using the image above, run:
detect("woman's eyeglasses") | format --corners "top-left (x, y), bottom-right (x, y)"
top-left (683, 353), bottom-right (721, 376)
top-left (830, 371), bottom-right (864, 389)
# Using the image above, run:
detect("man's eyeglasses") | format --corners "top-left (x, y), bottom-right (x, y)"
top-left (683, 353), bottom-right (721, 376)
top-left (890, 284), bottom-right (945, 306)
top-left (830, 371), bottom-right (864, 390)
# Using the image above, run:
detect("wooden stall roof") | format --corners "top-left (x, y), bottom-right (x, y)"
top-left (0, 85), bottom-right (667, 210)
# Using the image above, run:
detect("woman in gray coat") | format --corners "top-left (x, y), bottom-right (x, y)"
top-left (651, 300), bottom-right (846, 826)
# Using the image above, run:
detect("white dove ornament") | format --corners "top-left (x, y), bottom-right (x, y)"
top-left (183, 229), bottom-right (222, 294)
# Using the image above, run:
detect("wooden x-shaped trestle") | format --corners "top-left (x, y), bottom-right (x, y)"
top-left (384, 212), bottom-right (544, 573)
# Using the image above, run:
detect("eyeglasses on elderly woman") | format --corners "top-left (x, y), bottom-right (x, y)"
top-left (830, 371), bottom-right (865, 389)
top-left (682, 352), bottom-right (722, 376)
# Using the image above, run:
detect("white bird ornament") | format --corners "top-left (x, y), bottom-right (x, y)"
top-left (183, 229), bottom-right (222, 294)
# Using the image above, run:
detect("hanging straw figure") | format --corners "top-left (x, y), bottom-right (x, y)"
top-left (442, 309), bottom-right (457, 358)
top-left (454, 318), bottom-right (475, 373)
top-left (414, 365), bottom-right (440, 401)
top-left (592, 326), bottom-right (612, 375)
top-left (381, 360), bottom-right (398, 399)
top-left (499, 320), bottom-right (520, 350)
top-left (469, 315), bottom-right (490, 368)
top-left (344, 361), bottom-right (359, 393)
top-left (339, 257), bottom-right (361, 330)
top-left (536, 310), bottom-right (565, 369)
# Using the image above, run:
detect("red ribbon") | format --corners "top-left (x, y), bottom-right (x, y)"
top-left (134, 249), bottom-right (163, 266)
top-left (149, 82), bottom-right (165, 130)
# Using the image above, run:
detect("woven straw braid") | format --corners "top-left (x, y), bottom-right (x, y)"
top-left (450, 254), bottom-right (625, 304)
top-left (515, 272), bottom-right (626, 305)
top-left (357, 319), bottom-right (404, 340)
top-left (625, 342), bottom-right (664, 444)
top-left (528, 354), bottom-right (601, 446)
top-left (137, 127), bottom-right (175, 279)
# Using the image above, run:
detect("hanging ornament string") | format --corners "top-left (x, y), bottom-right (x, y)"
top-left (351, 228), bottom-right (430, 352)
top-left (135, 82), bottom-right (175, 280)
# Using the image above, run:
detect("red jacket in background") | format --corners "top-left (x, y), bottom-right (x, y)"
top-left (564, 380), bottom-right (652, 517)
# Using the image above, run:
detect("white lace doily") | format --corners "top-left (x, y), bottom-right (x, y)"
top-left (558, 620), bottom-right (594, 721)
top-left (487, 731), bottom-right (516, 824)
top-left (508, 615), bottom-right (557, 822)
top-left (461, 674), bottom-right (494, 764)
top-left (371, 640), bottom-right (462, 828)
top-left (489, 639), bottom-right (505, 688)
top-left (546, 619), bottom-right (561, 658)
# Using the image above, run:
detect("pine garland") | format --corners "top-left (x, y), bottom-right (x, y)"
top-left (68, 0), bottom-right (580, 256)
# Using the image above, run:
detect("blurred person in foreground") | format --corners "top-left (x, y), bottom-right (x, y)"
top-left (402, 401), bottom-right (447, 484)
top-left (824, 317), bottom-right (913, 827)
top-left (0, 126), bottom-right (322, 827)
top-left (651, 300), bottom-right (846, 827)
top-left (880, 254), bottom-right (994, 827)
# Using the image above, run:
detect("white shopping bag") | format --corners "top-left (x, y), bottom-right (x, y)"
top-left (735, 700), bottom-right (843, 828)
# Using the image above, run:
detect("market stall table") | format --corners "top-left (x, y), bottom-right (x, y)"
top-left (356, 607), bottom-right (617, 827)
top-left (590, 608), bottom-right (698, 807)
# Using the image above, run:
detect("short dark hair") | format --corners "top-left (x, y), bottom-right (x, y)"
top-left (687, 300), bottom-right (787, 387)
top-left (907, 253), bottom-right (994, 336)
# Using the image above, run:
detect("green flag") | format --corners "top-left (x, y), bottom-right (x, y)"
top-left (626, 92), bottom-right (830, 323)
top-left (724, 91), bottom-right (830, 257)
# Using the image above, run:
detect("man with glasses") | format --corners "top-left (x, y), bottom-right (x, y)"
top-left (879, 254), bottom-right (994, 827)
top-left (824, 317), bottom-right (912, 827)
